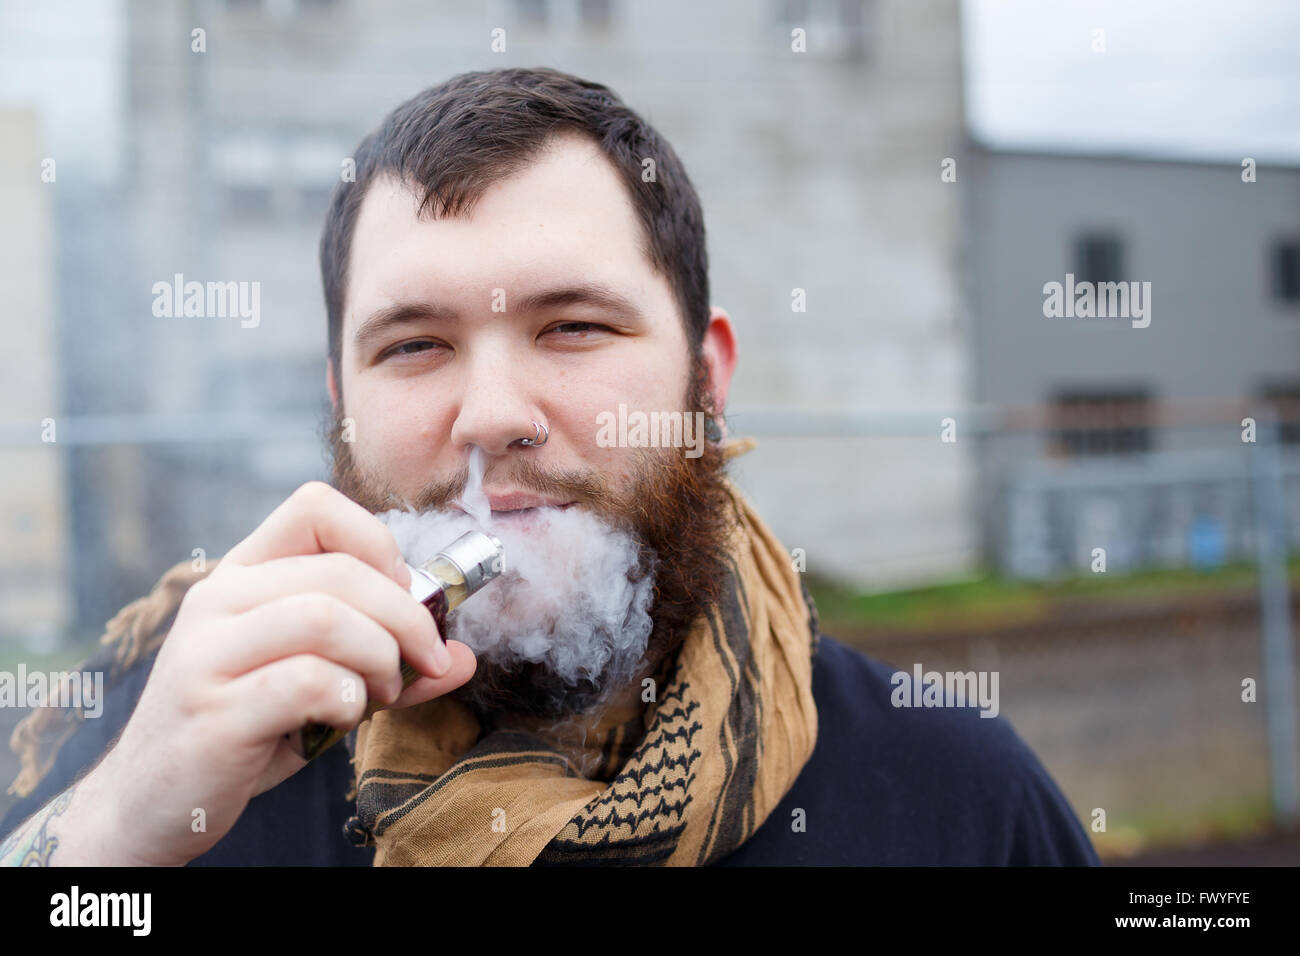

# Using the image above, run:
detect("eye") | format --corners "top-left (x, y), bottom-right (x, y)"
top-left (379, 339), bottom-right (444, 360)
top-left (543, 321), bottom-right (610, 338)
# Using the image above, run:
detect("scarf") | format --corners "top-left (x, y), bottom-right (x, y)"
top-left (8, 438), bottom-right (820, 866)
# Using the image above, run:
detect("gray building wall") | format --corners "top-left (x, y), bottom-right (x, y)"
top-left (0, 110), bottom-right (70, 649)
top-left (963, 146), bottom-right (1300, 575)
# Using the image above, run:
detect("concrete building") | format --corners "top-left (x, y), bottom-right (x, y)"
top-left (5, 0), bottom-right (973, 638)
top-left (0, 110), bottom-right (71, 649)
top-left (962, 146), bottom-right (1300, 577)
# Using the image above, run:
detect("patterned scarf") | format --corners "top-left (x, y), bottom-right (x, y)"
top-left (8, 440), bottom-right (820, 866)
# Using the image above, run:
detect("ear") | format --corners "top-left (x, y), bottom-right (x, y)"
top-left (698, 307), bottom-right (738, 422)
top-left (326, 359), bottom-right (339, 411)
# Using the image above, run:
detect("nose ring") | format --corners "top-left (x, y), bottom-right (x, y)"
top-left (518, 421), bottom-right (549, 447)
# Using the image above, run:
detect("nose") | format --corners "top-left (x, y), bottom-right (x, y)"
top-left (447, 344), bottom-right (540, 458)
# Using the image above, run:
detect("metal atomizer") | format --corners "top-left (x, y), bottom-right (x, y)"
top-left (286, 529), bottom-right (505, 761)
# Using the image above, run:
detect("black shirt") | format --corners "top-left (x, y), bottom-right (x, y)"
top-left (1, 635), bottom-right (1099, 866)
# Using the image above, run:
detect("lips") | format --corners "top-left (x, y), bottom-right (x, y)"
top-left (485, 491), bottom-right (575, 513)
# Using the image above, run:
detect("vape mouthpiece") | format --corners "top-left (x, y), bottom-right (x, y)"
top-left (406, 529), bottom-right (505, 607)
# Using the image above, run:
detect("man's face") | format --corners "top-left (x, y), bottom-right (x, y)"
top-left (336, 131), bottom-right (692, 501)
top-left (326, 131), bottom-right (737, 719)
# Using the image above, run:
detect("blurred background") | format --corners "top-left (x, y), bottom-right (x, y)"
top-left (1, 0), bottom-right (1298, 863)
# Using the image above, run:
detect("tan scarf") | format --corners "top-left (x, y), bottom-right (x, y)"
top-left (8, 439), bottom-right (819, 866)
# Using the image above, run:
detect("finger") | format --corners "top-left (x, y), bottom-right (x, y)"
top-left (253, 739), bottom-right (309, 797)
top-left (222, 481), bottom-right (410, 588)
top-left (379, 641), bottom-right (477, 710)
top-left (220, 653), bottom-right (372, 750)
top-left (219, 593), bottom-right (406, 705)
top-left (201, 553), bottom-right (446, 680)
top-left (251, 646), bottom-right (476, 795)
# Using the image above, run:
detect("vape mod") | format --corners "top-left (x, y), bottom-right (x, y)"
top-left (286, 529), bottom-right (505, 761)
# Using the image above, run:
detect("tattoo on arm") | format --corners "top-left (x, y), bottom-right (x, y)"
top-left (0, 783), bottom-right (79, 867)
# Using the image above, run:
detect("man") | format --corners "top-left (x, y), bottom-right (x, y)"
top-left (1, 67), bottom-right (1098, 866)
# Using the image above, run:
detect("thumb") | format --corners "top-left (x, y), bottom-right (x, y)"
top-left (382, 642), bottom-right (477, 710)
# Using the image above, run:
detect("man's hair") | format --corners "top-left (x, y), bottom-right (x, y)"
top-left (320, 66), bottom-right (710, 391)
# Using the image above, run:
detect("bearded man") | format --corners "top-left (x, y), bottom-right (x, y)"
top-left (1, 67), bottom-right (1098, 867)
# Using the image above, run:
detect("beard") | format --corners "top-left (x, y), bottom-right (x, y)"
top-left (325, 360), bottom-right (736, 722)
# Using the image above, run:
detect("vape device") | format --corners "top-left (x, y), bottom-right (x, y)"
top-left (286, 529), bottom-right (505, 761)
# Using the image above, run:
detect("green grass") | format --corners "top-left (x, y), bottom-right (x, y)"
top-left (1093, 792), bottom-right (1276, 859)
top-left (807, 557), bottom-right (1300, 637)
top-left (0, 639), bottom-right (104, 677)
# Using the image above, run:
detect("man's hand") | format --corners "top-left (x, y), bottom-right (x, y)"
top-left (63, 481), bottom-right (477, 867)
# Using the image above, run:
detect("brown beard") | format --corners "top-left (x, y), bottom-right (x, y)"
top-left (325, 360), bottom-right (736, 720)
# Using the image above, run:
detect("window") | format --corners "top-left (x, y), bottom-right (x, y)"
top-left (776, 0), bottom-right (872, 61)
top-left (215, 128), bottom-right (348, 222)
top-left (837, 0), bottom-right (867, 60)
top-left (222, 0), bottom-right (339, 13)
top-left (1049, 389), bottom-right (1152, 457)
top-left (1074, 233), bottom-right (1125, 284)
top-left (1258, 384), bottom-right (1300, 445)
top-left (1271, 239), bottom-right (1300, 303)
top-left (514, 0), bottom-right (548, 27)
top-left (214, 132), bottom-right (278, 221)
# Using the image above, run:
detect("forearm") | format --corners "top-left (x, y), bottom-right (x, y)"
top-left (0, 781), bottom-right (81, 866)
top-left (0, 755), bottom-right (159, 867)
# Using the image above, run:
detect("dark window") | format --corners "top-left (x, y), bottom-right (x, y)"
top-left (837, 0), bottom-right (867, 61)
top-left (1271, 239), bottom-right (1300, 302)
top-left (776, 0), bottom-right (871, 61)
top-left (1049, 389), bottom-right (1152, 457)
top-left (780, 0), bottom-right (811, 22)
top-left (1259, 384), bottom-right (1300, 445)
top-left (514, 0), bottom-right (548, 27)
top-left (1074, 233), bottom-right (1125, 284)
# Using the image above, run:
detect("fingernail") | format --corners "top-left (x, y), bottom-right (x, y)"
top-left (395, 556), bottom-right (411, 587)
top-left (433, 634), bottom-right (451, 675)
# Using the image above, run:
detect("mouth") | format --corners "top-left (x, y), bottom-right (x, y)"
top-left (486, 502), bottom-right (575, 532)
top-left (485, 491), bottom-right (576, 513)
top-left (491, 503), bottom-right (575, 518)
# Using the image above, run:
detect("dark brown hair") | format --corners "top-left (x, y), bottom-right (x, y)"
top-left (320, 66), bottom-right (710, 391)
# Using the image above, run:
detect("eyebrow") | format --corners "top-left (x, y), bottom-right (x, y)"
top-left (352, 282), bottom-right (647, 352)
